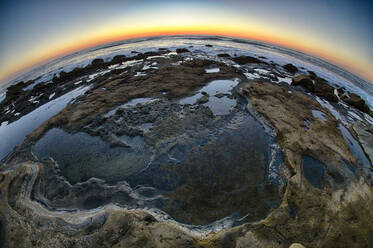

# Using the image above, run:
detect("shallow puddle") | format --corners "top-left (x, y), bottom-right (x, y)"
top-left (302, 156), bottom-right (325, 189)
top-left (130, 113), bottom-right (283, 224)
top-left (179, 79), bottom-right (239, 115)
top-left (33, 128), bottom-right (152, 184)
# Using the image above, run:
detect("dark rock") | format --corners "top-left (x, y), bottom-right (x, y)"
top-left (341, 93), bottom-right (371, 114)
top-left (337, 87), bottom-right (345, 95)
top-left (283, 64), bottom-right (298, 73)
top-left (5, 80), bottom-right (33, 99)
top-left (110, 55), bottom-right (126, 64)
top-left (231, 56), bottom-right (266, 65)
top-left (176, 48), bottom-right (190, 54)
top-left (308, 70), bottom-right (317, 79)
top-left (314, 77), bottom-right (338, 102)
top-left (143, 214), bottom-right (157, 224)
top-left (205, 44), bottom-right (213, 47)
top-left (291, 75), bottom-right (314, 92)
top-left (91, 58), bottom-right (105, 65)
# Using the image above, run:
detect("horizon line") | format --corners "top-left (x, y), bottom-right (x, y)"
top-left (1, 32), bottom-right (372, 88)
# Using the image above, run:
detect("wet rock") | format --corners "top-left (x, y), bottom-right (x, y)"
top-left (337, 87), bottom-right (345, 95)
top-left (205, 44), bottom-right (213, 47)
top-left (176, 48), bottom-right (190, 54)
top-left (341, 92), bottom-right (371, 115)
top-left (110, 55), bottom-right (127, 64)
top-left (283, 63), bottom-right (298, 73)
top-left (232, 56), bottom-right (266, 65)
top-left (91, 58), bottom-right (105, 66)
top-left (291, 75), bottom-right (314, 92)
top-left (352, 121), bottom-right (373, 164)
top-left (314, 77), bottom-right (338, 102)
top-left (308, 70), bottom-right (317, 79)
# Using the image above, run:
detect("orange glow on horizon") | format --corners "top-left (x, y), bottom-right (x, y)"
top-left (2, 27), bottom-right (372, 85)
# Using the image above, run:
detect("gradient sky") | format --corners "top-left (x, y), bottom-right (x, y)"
top-left (0, 0), bottom-right (372, 85)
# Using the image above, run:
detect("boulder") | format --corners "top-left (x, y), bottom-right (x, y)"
top-left (341, 93), bottom-right (371, 114)
top-left (283, 63), bottom-right (298, 73)
top-left (314, 77), bottom-right (338, 102)
top-left (291, 75), bottom-right (314, 92)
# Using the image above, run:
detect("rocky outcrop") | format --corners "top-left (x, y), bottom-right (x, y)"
top-left (291, 75), bottom-right (314, 92)
top-left (291, 74), bottom-right (337, 101)
top-left (239, 81), bottom-right (356, 181)
top-left (341, 92), bottom-right (371, 115)
top-left (314, 77), bottom-right (338, 102)
top-left (26, 58), bottom-right (245, 142)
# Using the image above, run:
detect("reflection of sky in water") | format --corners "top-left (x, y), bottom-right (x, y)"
top-left (311, 110), bottom-right (327, 121)
top-left (338, 124), bottom-right (370, 167)
top-left (180, 79), bottom-right (239, 115)
top-left (0, 85), bottom-right (90, 160)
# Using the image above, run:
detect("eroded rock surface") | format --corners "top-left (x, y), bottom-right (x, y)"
top-left (1, 45), bottom-right (373, 248)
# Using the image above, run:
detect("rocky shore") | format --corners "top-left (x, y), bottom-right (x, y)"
top-left (1, 46), bottom-right (373, 247)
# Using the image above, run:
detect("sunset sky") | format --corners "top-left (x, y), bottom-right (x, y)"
top-left (0, 0), bottom-right (372, 85)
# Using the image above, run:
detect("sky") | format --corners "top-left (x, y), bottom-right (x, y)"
top-left (0, 0), bottom-right (372, 85)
